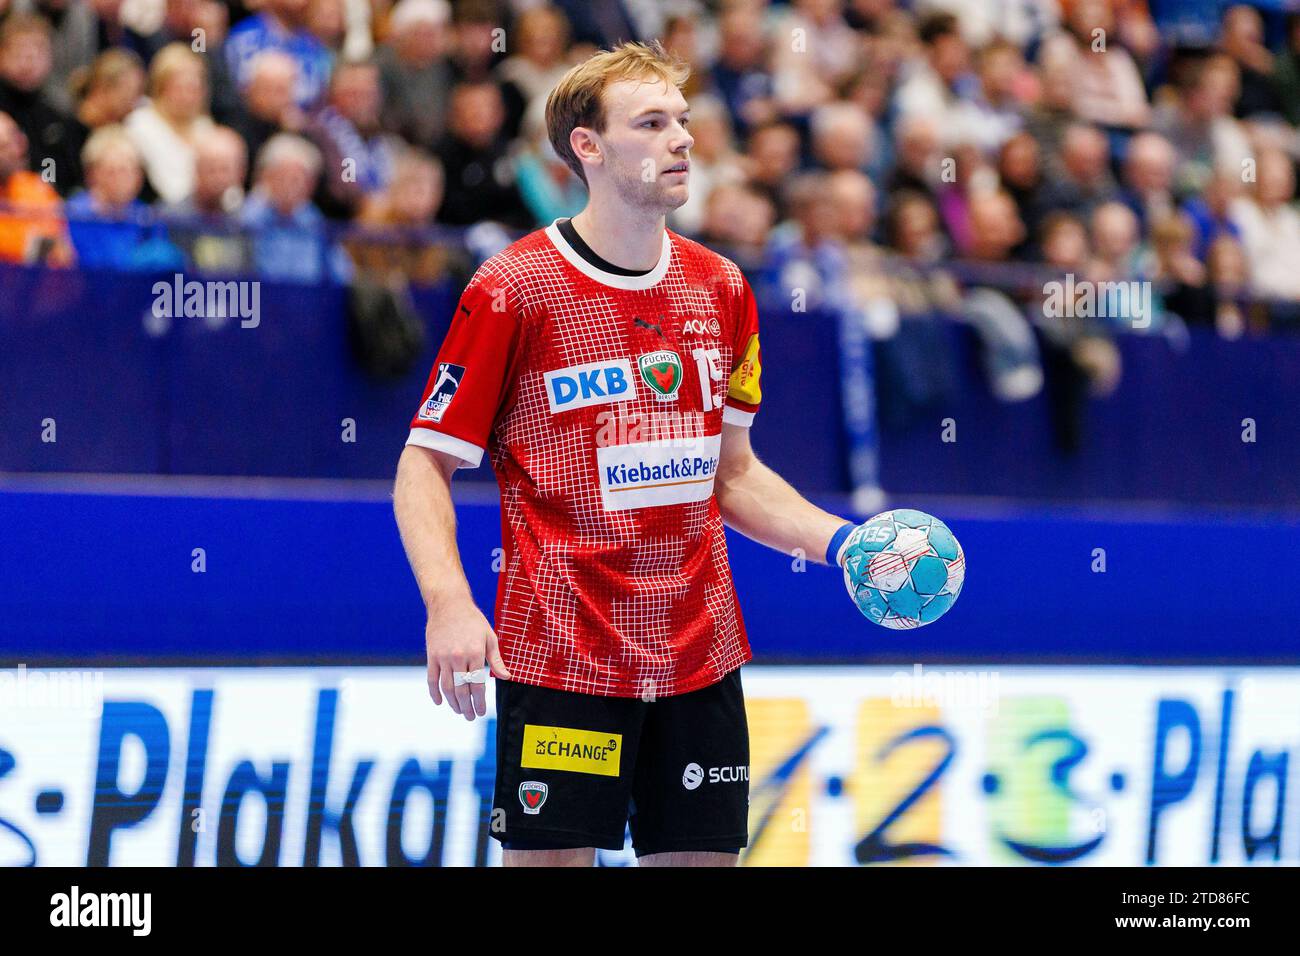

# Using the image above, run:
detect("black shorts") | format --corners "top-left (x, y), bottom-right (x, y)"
top-left (491, 669), bottom-right (750, 857)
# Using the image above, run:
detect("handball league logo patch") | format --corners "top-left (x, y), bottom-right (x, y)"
top-left (638, 351), bottom-right (682, 401)
top-left (418, 363), bottom-right (465, 423)
top-left (519, 781), bottom-right (548, 815)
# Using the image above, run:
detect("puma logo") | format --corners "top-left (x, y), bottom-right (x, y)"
top-left (633, 317), bottom-right (665, 338)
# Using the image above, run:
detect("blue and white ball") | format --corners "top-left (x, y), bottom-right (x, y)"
top-left (841, 509), bottom-right (965, 629)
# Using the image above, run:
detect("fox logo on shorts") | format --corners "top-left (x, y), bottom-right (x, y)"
top-left (519, 781), bottom-right (548, 815)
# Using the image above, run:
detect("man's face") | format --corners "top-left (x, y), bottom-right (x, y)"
top-left (448, 85), bottom-right (503, 149)
top-left (895, 200), bottom-right (937, 255)
top-left (1000, 134), bottom-right (1039, 185)
top-left (750, 126), bottom-right (798, 183)
top-left (1257, 151), bottom-right (1295, 206)
top-left (332, 66), bottom-right (381, 129)
top-left (90, 144), bottom-right (143, 206)
top-left (397, 21), bottom-right (445, 66)
top-left (1064, 132), bottom-right (1106, 181)
top-left (897, 120), bottom-right (937, 172)
top-left (980, 48), bottom-right (1019, 97)
top-left (586, 77), bottom-right (693, 213)
top-left (195, 140), bottom-right (244, 203)
top-left (0, 32), bottom-right (53, 92)
top-left (1126, 140), bottom-right (1172, 193)
top-left (455, 23), bottom-right (496, 70)
top-left (815, 120), bottom-right (870, 171)
top-left (1092, 206), bottom-right (1136, 261)
top-left (799, 192), bottom-right (838, 240)
top-left (969, 195), bottom-right (1022, 260)
top-left (521, 12), bottom-right (565, 64)
top-left (931, 34), bottom-right (968, 85)
top-left (263, 158), bottom-right (313, 213)
top-left (249, 62), bottom-right (296, 119)
top-left (391, 162), bottom-right (441, 223)
top-left (1043, 222), bottom-right (1088, 268)
top-left (1194, 70), bottom-right (1237, 119)
top-left (829, 176), bottom-right (875, 241)
top-left (719, 15), bottom-right (764, 67)
top-left (1039, 60), bottom-right (1073, 109)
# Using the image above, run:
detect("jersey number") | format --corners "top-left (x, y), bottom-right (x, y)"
top-left (692, 347), bottom-right (724, 410)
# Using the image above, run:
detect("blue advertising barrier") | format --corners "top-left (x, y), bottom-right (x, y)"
top-left (875, 321), bottom-right (1300, 509)
top-left (2, 262), bottom-right (1299, 507)
top-left (1, 483), bottom-right (1296, 662)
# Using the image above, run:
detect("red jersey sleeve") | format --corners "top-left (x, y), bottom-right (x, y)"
top-left (723, 275), bottom-right (762, 427)
top-left (406, 275), bottom-right (521, 468)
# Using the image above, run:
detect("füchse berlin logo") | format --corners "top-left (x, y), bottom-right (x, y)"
top-left (637, 350), bottom-right (683, 400)
top-left (518, 781), bottom-right (548, 815)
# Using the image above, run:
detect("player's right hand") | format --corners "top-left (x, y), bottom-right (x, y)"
top-left (425, 593), bottom-right (511, 721)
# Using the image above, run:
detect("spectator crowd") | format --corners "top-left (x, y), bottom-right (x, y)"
top-left (0, 0), bottom-right (1297, 343)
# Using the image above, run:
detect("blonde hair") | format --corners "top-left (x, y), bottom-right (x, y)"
top-left (81, 124), bottom-right (139, 168)
top-left (148, 43), bottom-right (204, 99)
top-left (544, 40), bottom-right (689, 184)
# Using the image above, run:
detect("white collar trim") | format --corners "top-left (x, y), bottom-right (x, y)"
top-left (544, 219), bottom-right (672, 290)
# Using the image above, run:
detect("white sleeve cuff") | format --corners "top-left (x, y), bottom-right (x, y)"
top-left (722, 405), bottom-right (756, 427)
top-left (405, 428), bottom-right (485, 469)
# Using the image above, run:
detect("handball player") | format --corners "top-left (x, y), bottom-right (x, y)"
top-left (394, 41), bottom-right (859, 867)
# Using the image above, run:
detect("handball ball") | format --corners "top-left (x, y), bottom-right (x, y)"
top-left (841, 509), bottom-right (965, 629)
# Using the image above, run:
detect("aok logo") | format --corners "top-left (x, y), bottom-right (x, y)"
top-left (545, 360), bottom-right (636, 413)
top-left (682, 317), bottom-right (722, 337)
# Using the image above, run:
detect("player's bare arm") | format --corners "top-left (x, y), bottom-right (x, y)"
top-left (393, 443), bottom-right (510, 721)
top-left (716, 423), bottom-right (848, 565)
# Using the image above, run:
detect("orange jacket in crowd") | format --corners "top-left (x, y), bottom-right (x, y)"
top-left (0, 171), bottom-right (75, 266)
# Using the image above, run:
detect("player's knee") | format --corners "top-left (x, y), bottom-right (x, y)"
top-left (502, 847), bottom-right (596, 867)
top-left (638, 851), bottom-right (740, 867)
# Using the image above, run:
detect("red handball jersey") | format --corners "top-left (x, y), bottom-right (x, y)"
top-left (407, 220), bottom-right (763, 698)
